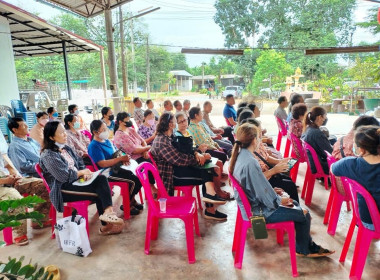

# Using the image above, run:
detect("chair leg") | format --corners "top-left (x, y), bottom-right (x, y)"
top-left (304, 177), bottom-right (316, 206)
top-left (346, 200), bottom-right (351, 212)
top-left (138, 190), bottom-right (144, 204)
top-left (232, 211), bottom-right (242, 253)
top-left (120, 184), bottom-right (130, 220)
top-left (195, 186), bottom-right (203, 210)
top-left (145, 211), bottom-right (153, 255)
top-left (340, 215), bottom-right (356, 262)
top-left (49, 205), bottom-right (56, 239)
top-left (284, 138), bottom-right (291, 158)
top-left (286, 225), bottom-right (299, 277)
top-left (276, 229), bottom-right (284, 246)
top-left (193, 208), bottom-right (201, 237)
top-left (3, 227), bottom-right (13, 245)
top-left (301, 167), bottom-right (310, 199)
top-left (234, 223), bottom-right (250, 269)
top-left (184, 217), bottom-right (196, 264)
top-left (350, 227), bottom-right (372, 280)
top-left (324, 176), bottom-right (329, 190)
top-left (151, 216), bottom-right (159, 240)
top-left (327, 193), bottom-right (345, 236)
top-left (276, 131), bottom-right (282, 151)
top-left (323, 187), bottom-right (335, 225)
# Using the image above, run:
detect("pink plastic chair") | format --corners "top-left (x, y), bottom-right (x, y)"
top-left (80, 129), bottom-right (92, 140)
top-left (225, 117), bottom-right (232, 127)
top-left (135, 162), bottom-right (200, 264)
top-left (340, 178), bottom-right (380, 280)
top-left (35, 164), bottom-right (91, 238)
top-left (289, 133), bottom-right (308, 183)
top-left (148, 151), bottom-right (203, 210)
top-left (301, 141), bottom-right (330, 206)
top-left (275, 116), bottom-right (291, 157)
top-left (229, 173), bottom-right (298, 277)
top-left (324, 152), bottom-right (351, 235)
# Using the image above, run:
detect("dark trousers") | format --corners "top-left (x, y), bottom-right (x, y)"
top-left (109, 168), bottom-right (142, 200)
top-left (266, 203), bottom-right (314, 255)
top-left (269, 174), bottom-right (299, 203)
top-left (207, 149), bottom-right (228, 164)
top-left (61, 175), bottom-right (112, 225)
top-left (214, 139), bottom-right (233, 157)
top-left (222, 126), bottom-right (235, 144)
top-left (136, 157), bottom-right (155, 184)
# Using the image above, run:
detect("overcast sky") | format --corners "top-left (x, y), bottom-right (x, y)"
top-left (6, 0), bottom-right (380, 67)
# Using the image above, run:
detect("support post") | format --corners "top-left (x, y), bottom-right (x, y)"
top-left (62, 41), bottom-right (72, 100)
top-left (146, 36), bottom-right (150, 98)
top-left (119, 6), bottom-right (128, 97)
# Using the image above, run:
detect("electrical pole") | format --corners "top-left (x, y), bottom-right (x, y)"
top-left (130, 19), bottom-right (137, 96)
top-left (146, 36), bottom-right (150, 98)
top-left (104, 8), bottom-right (121, 112)
top-left (119, 6), bottom-right (128, 97)
top-left (201, 62), bottom-right (205, 89)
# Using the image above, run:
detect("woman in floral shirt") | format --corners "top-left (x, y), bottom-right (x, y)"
top-left (138, 110), bottom-right (156, 144)
top-left (289, 104), bottom-right (307, 160)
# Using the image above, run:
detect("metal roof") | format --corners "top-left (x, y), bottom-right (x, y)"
top-left (169, 70), bottom-right (192, 77)
top-left (0, 0), bottom-right (102, 57)
top-left (37, 0), bottom-right (133, 18)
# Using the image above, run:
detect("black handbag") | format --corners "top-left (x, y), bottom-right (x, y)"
top-left (172, 134), bottom-right (196, 155)
top-left (111, 149), bottom-right (124, 174)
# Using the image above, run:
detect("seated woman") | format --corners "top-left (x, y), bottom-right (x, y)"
top-left (40, 121), bottom-right (124, 235)
top-left (64, 114), bottom-right (91, 165)
top-left (175, 112), bottom-right (231, 200)
top-left (289, 104), bottom-right (307, 159)
top-left (29, 112), bottom-right (49, 147)
top-left (151, 112), bottom-right (228, 221)
top-left (101, 107), bottom-right (115, 139)
top-left (187, 107), bottom-right (228, 165)
top-left (234, 108), bottom-right (254, 133)
top-left (230, 122), bottom-right (334, 257)
top-left (88, 120), bottom-right (143, 216)
top-left (302, 106), bottom-right (332, 175)
top-left (332, 116), bottom-right (379, 160)
top-left (114, 112), bottom-right (151, 162)
top-left (241, 118), bottom-right (299, 202)
top-left (138, 109), bottom-right (156, 144)
top-left (332, 125), bottom-right (380, 230)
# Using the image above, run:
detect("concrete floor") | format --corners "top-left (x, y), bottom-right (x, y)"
top-left (1, 99), bottom-right (380, 279)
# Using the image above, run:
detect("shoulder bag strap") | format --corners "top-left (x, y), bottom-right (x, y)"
top-left (254, 151), bottom-right (274, 169)
top-left (339, 136), bottom-right (345, 158)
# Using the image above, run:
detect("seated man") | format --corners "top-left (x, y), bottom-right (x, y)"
top-left (133, 97), bottom-right (144, 126)
top-left (68, 104), bottom-right (88, 130)
top-left (223, 94), bottom-right (237, 126)
top-left (1, 127), bottom-right (50, 229)
top-left (274, 96), bottom-right (288, 122)
top-left (146, 99), bottom-right (159, 120)
top-left (47, 107), bottom-right (58, 121)
top-left (173, 100), bottom-right (183, 113)
top-left (163, 100), bottom-right (173, 114)
top-left (203, 101), bottom-right (235, 144)
top-left (188, 107), bottom-right (228, 164)
top-left (182, 99), bottom-right (191, 119)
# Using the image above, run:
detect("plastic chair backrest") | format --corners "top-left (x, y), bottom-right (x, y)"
top-left (275, 116), bottom-right (287, 135)
top-left (80, 130), bottom-right (92, 140)
top-left (326, 151), bottom-right (345, 195)
top-left (0, 117), bottom-right (12, 143)
top-left (35, 163), bottom-right (52, 193)
top-left (10, 100), bottom-right (27, 114)
top-left (344, 178), bottom-right (380, 232)
top-left (303, 140), bottom-right (325, 176)
top-left (85, 154), bottom-right (99, 172)
top-left (147, 150), bottom-right (158, 169)
top-left (135, 162), bottom-right (169, 209)
top-left (289, 133), bottom-right (306, 162)
top-left (0, 105), bottom-right (14, 118)
top-left (225, 118), bottom-right (232, 127)
top-left (228, 173), bottom-right (252, 220)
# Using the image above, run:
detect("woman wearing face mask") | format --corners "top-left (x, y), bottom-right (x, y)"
top-left (88, 120), bottom-right (143, 216)
top-left (101, 107), bottom-right (115, 139)
top-left (40, 121), bottom-right (124, 235)
top-left (302, 106), bottom-right (332, 175)
top-left (47, 107), bottom-right (59, 121)
top-left (29, 111), bottom-right (49, 146)
top-left (64, 114), bottom-right (91, 164)
top-left (137, 110), bottom-right (156, 144)
top-left (332, 125), bottom-right (380, 231)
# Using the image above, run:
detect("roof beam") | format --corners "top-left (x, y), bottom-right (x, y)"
top-left (181, 48), bottom-right (244, 56)
top-left (11, 28), bottom-right (49, 34)
top-left (305, 45), bottom-right (380, 55)
top-left (11, 35), bottom-right (61, 54)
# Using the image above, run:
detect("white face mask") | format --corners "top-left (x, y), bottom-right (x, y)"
top-left (74, 110), bottom-right (79, 116)
top-left (39, 119), bottom-right (49, 126)
top-left (55, 142), bottom-right (65, 149)
top-left (99, 130), bottom-right (109, 140)
top-left (147, 119), bottom-right (155, 126)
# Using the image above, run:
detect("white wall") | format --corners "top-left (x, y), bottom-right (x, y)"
top-left (0, 16), bottom-right (19, 106)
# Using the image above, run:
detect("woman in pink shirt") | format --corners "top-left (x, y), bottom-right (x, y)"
top-left (29, 112), bottom-right (49, 147)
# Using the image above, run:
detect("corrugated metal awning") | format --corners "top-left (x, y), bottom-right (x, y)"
top-left (37, 0), bottom-right (133, 18)
top-left (0, 0), bottom-right (102, 57)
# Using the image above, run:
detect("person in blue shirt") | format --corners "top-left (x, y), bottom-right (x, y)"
top-left (332, 125), bottom-right (380, 230)
top-left (7, 118), bottom-right (40, 177)
top-left (88, 120), bottom-right (143, 216)
top-left (230, 122), bottom-right (334, 257)
top-left (223, 94), bottom-right (237, 126)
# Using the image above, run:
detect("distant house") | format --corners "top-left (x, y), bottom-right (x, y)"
top-left (191, 74), bottom-right (244, 90)
top-left (169, 70), bottom-right (193, 91)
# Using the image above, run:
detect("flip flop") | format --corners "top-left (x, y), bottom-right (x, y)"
top-left (14, 235), bottom-right (29, 246)
top-left (44, 265), bottom-right (61, 280)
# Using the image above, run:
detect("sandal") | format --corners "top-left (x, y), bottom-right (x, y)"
top-left (99, 212), bottom-right (124, 225)
top-left (296, 246), bottom-right (335, 258)
top-left (44, 265), bottom-right (61, 280)
top-left (99, 224), bottom-right (123, 236)
top-left (14, 235), bottom-right (29, 246)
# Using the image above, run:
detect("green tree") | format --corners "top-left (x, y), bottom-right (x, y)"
top-left (356, 7), bottom-right (380, 38)
top-left (348, 56), bottom-right (377, 88)
top-left (170, 53), bottom-right (188, 70)
top-left (250, 49), bottom-right (293, 95)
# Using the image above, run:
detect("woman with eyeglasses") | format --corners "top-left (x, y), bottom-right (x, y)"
top-left (88, 120), bottom-right (143, 216)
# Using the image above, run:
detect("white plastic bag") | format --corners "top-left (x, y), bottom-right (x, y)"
top-left (54, 212), bottom-right (92, 257)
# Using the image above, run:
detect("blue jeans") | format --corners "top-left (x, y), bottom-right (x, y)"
top-left (266, 203), bottom-right (313, 255)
